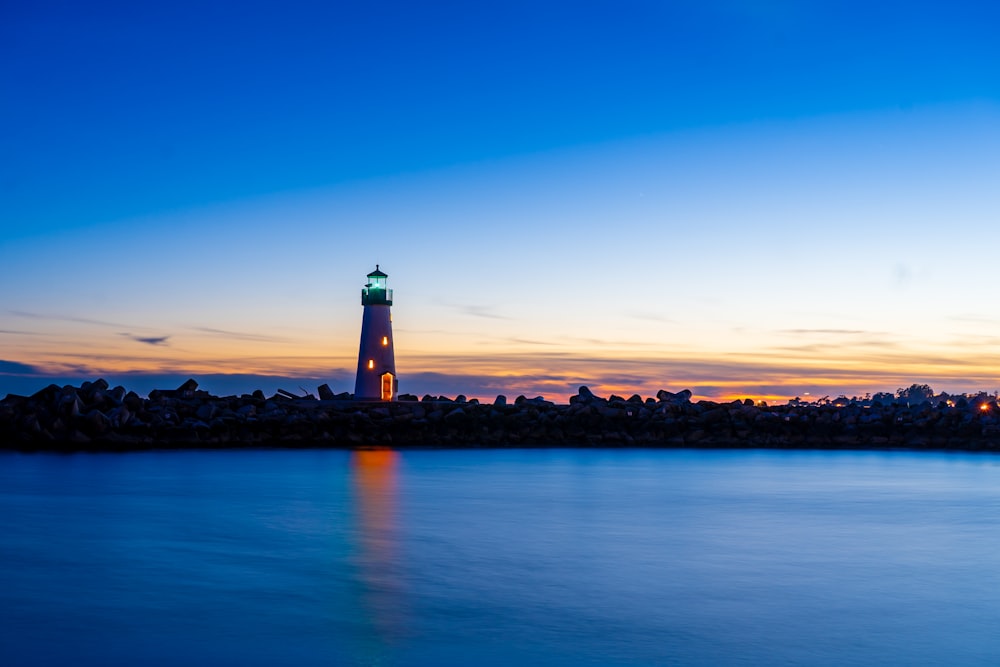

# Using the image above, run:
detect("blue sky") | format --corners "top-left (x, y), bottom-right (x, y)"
top-left (2, 1), bottom-right (999, 400)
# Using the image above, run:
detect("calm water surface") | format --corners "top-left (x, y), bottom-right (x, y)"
top-left (2, 448), bottom-right (1000, 666)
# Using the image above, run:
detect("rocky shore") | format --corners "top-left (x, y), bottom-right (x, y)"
top-left (3, 379), bottom-right (1000, 451)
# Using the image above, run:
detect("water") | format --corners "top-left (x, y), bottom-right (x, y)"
top-left (2, 448), bottom-right (1000, 666)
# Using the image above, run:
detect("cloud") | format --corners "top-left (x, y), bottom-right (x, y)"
top-left (451, 304), bottom-right (510, 320)
top-left (10, 310), bottom-right (134, 329)
top-left (191, 327), bottom-right (290, 343)
top-left (505, 337), bottom-right (560, 346)
top-left (0, 360), bottom-right (40, 375)
top-left (778, 328), bottom-right (870, 335)
top-left (569, 336), bottom-right (663, 348)
top-left (121, 334), bottom-right (171, 346)
top-left (626, 311), bottom-right (675, 323)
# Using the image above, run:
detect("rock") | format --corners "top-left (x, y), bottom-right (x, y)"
top-left (30, 384), bottom-right (61, 402)
top-left (108, 386), bottom-right (127, 405)
top-left (5, 376), bottom-right (1000, 451)
top-left (196, 404), bottom-right (218, 422)
top-left (317, 384), bottom-right (335, 401)
top-left (85, 409), bottom-right (110, 433)
top-left (177, 379), bottom-right (198, 397)
top-left (124, 391), bottom-right (143, 411)
top-left (108, 405), bottom-right (131, 427)
top-left (59, 390), bottom-right (82, 418)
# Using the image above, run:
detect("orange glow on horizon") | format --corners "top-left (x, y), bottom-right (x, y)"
top-left (12, 346), bottom-right (1000, 405)
top-left (8, 321), bottom-right (1000, 405)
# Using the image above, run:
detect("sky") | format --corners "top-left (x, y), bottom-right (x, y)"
top-left (2, 0), bottom-right (999, 402)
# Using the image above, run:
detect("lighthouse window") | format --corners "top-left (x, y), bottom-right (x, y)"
top-left (368, 359), bottom-right (374, 370)
top-left (382, 336), bottom-right (388, 346)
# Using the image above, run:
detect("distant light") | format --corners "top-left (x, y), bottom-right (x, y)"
top-left (980, 403), bottom-right (990, 412)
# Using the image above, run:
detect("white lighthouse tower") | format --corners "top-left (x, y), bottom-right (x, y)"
top-left (354, 265), bottom-right (397, 401)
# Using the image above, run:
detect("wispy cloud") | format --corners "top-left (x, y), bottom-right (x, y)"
top-left (121, 334), bottom-right (171, 346)
top-left (764, 339), bottom-right (901, 355)
top-left (0, 360), bottom-right (40, 375)
top-left (10, 310), bottom-right (135, 329)
top-left (191, 327), bottom-right (290, 343)
top-left (569, 336), bottom-right (664, 348)
top-left (778, 328), bottom-right (871, 335)
top-left (450, 304), bottom-right (510, 320)
top-left (505, 337), bottom-right (559, 346)
top-left (626, 310), bottom-right (675, 323)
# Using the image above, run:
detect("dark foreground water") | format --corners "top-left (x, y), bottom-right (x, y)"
top-left (2, 449), bottom-right (1000, 666)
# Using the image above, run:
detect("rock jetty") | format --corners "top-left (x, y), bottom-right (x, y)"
top-left (3, 379), bottom-right (1000, 451)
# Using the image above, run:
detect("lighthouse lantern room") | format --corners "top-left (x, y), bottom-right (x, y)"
top-left (355, 265), bottom-right (397, 401)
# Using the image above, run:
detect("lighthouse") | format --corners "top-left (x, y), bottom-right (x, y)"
top-left (354, 265), bottom-right (397, 401)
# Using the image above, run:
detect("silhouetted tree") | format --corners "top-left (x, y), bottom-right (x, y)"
top-left (896, 384), bottom-right (934, 404)
top-left (872, 392), bottom-right (895, 406)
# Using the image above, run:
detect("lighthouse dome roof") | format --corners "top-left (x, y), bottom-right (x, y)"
top-left (367, 265), bottom-right (388, 278)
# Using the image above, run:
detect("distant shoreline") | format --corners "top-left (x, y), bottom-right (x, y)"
top-left (4, 379), bottom-right (1000, 452)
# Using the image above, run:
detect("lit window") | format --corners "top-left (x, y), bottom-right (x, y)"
top-left (368, 359), bottom-right (374, 370)
top-left (382, 336), bottom-right (388, 346)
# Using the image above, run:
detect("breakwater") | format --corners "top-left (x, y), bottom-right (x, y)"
top-left (3, 379), bottom-right (1000, 450)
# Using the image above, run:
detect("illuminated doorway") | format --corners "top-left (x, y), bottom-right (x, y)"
top-left (380, 372), bottom-right (395, 401)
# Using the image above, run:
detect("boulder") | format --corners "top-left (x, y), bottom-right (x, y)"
top-left (177, 379), bottom-right (198, 397)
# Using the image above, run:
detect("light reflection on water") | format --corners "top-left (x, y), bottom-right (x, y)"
top-left (2, 448), bottom-right (1000, 666)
